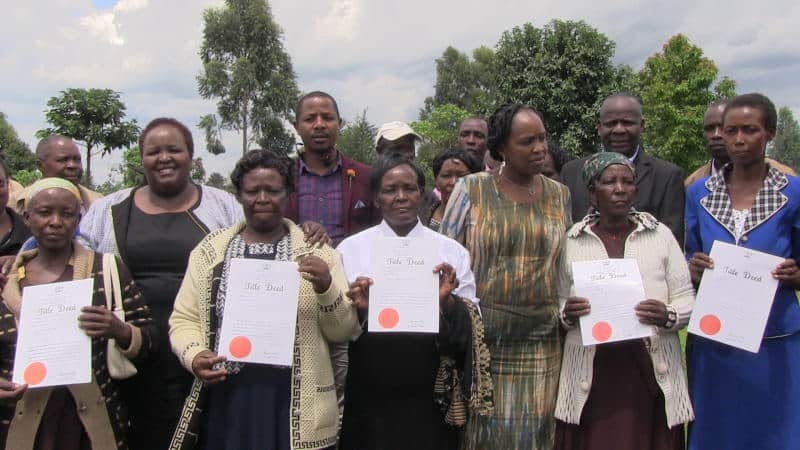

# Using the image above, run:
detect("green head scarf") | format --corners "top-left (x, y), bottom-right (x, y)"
top-left (582, 152), bottom-right (636, 190)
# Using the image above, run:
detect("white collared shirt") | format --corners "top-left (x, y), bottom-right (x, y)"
top-left (336, 219), bottom-right (479, 306)
top-left (627, 145), bottom-right (641, 163)
top-left (710, 158), bottom-right (724, 177)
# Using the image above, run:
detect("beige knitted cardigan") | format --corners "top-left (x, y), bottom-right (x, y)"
top-left (554, 212), bottom-right (695, 428)
top-left (168, 219), bottom-right (361, 450)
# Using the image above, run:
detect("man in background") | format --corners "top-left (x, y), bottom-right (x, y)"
top-left (375, 121), bottom-right (421, 160)
top-left (561, 93), bottom-right (685, 242)
top-left (14, 135), bottom-right (102, 213)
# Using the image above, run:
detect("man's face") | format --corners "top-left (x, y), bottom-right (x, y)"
top-left (294, 96), bottom-right (341, 153)
top-left (37, 138), bottom-right (83, 184)
top-left (703, 104), bottom-right (728, 162)
top-left (377, 135), bottom-right (416, 160)
top-left (457, 119), bottom-right (488, 163)
top-left (597, 97), bottom-right (644, 157)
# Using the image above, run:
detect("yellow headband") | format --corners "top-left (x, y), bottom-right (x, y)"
top-left (25, 177), bottom-right (82, 209)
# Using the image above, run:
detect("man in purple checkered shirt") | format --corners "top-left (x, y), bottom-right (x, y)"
top-left (286, 91), bottom-right (379, 427)
top-left (287, 91), bottom-right (378, 246)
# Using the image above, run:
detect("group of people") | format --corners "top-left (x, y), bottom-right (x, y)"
top-left (0, 87), bottom-right (794, 450)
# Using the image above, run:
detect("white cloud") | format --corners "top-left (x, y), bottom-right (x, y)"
top-left (113, 0), bottom-right (149, 14)
top-left (313, 0), bottom-right (362, 42)
top-left (77, 0), bottom-right (149, 47)
top-left (79, 12), bottom-right (125, 46)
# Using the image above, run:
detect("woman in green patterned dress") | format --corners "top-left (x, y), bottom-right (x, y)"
top-left (440, 104), bottom-right (571, 449)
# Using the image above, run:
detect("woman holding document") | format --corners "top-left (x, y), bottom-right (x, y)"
top-left (168, 150), bottom-right (360, 450)
top-left (685, 93), bottom-right (800, 449)
top-left (0, 177), bottom-right (157, 450)
top-left (336, 154), bottom-right (492, 450)
top-left (554, 153), bottom-right (694, 450)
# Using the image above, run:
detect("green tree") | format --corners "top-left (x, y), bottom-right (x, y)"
top-left (420, 46), bottom-right (498, 119)
top-left (255, 117), bottom-right (296, 155)
top-left (13, 169), bottom-right (41, 187)
top-left (198, 114), bottom-right (226, 155)
top-left (713, 76), bottom-right (737, 100)
top-left (119, 146), bottom-right (143, 187)
top-left (412, 104), bottom-right (471, 151)
top-left (0, 112), bottom-right (37, 176)
top-left (198, 0), bottom-right (299, 156)
top-left (412, 104), bottom-right (471, 187)
top-left (639, 34), bottom-right (737, 172)
top-left (338, 110), bottom-right (377, 165)
top-left (192, 157), bottom-right (207, 184)
top-left (493, 19), bottom-right (628, 156)
top-left (769, 107), bottom-right (800, 171)
top-left (37, 88), bottom-right (139, 186)
top-left (206, 172), bottom-right (229, 191)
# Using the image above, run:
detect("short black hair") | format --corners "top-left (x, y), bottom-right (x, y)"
top-left (139, 118), bottom-right (194, 157)
top-left (458, 116), bottom-right (488, 129)
top-left (431, 148), bottom-right (481, 177)
top-left (230, 149), bottom-right (295, 195)
top-left (547, 140), bottom-right (569, 173)
top-left (487, 103), bottom-right (545, 161)
top-left (708, 98), bottom-right (732, 110)
top-left (370, 153), bottom-right (426, 194)
top-left (723, 93), bottom-right (778, 134)
top-left (605, 92), bottom-right (642, 106)
top-left (294, 91), bottom-right (341, 122)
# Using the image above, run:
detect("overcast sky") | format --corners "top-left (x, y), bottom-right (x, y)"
top-left (2, 0), bottom-right (798, 181)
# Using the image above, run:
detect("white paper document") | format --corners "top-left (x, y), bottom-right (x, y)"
top-left (368, 237), bottom-right (439, 333)
top-left (572, 259), bottom-right (653, 345)
top-left (218, 258), bottom-right (300, 366)
top-left (688, 240), bottom-right (782, 353)
top-left (13, 279), bottom-right (93, 388)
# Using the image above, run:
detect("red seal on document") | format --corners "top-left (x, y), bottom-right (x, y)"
top-left (378, 308), bottom-right (400, 329)
top-left (700, 315), bottom-right (722, 335)
top-left (592, 321), bottom-right (613, 342)
top-left (24, 362), bottom-right (47, 385)
top-left (229, 336), bottom-right (253, 359)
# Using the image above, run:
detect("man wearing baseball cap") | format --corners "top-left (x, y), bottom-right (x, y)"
top-left (375, 121), bottom-right (421, 160)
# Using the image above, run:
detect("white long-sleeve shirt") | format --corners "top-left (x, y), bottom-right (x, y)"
top-left (337, 219), bottom-right (479, 307)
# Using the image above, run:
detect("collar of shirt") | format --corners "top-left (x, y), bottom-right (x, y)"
top-left (710, 158), bottom-right (724, 177)
top-left (299, 151), bottom-right (343, 177)
top-left (376, 218), bottom-right (426, 238)
top-left (627, 145), bottom-right (641, 163)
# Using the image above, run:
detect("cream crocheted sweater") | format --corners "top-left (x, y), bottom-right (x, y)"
top-left (169, 219), bottom-right (360, 449)
top-left (554, 212), bottom-right (695, 428)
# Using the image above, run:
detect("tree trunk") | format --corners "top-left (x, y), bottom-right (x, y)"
top-left (242, 102), bottom-right (249, 156)
top-left (84, 145), bottom-right (92, 187)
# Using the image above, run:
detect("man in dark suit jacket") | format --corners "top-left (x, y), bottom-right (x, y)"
top-left (561, 93), bottom-right (685, 243)
top-left (286, 91), bottom-right (379, 246)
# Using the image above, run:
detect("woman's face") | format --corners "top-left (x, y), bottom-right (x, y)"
top-left (238, 167), bottom-right (288, 235)
top-left (435, 158), bottom-right (471, 205)
top-left (376, 165), bottom-right (422, 231)
top-left (499, 109), bottom-right (548, 177)
top-left (24, 189), bottom-right (80, 252)
top-left (141, 125), bottom-right (192, 195)
top-left (589, 164), bottom-right (637, 219)
top-left (723, 106), bottom-right (774, 166)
